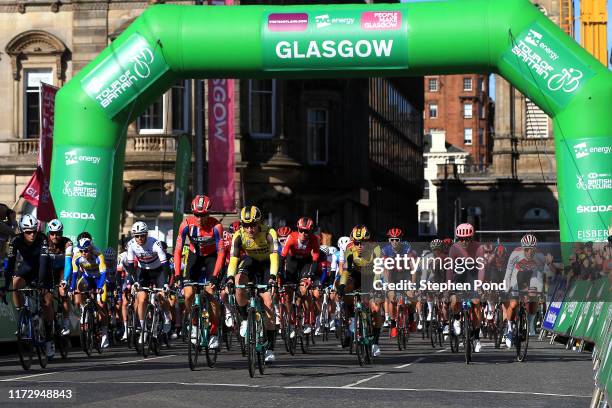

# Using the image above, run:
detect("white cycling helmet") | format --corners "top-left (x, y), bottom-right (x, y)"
top-left (48, 219), bottom-right (63, 233)
top-left (131, 221), bottom-right (148, 235)
top-left (521, 233), bottom-right (537, 248)
top-left (328, 246), bottom-right (338, 256)
top-left (337, 236), bottom-right (350, 252)
top-left (20, 214), bottom-right (39, 231)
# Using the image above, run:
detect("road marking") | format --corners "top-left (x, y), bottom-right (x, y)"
top-left (3, 379), bottom-right (590, 398)
top-left (341, 372), bottom-right (387, 388)
top-left (394, 348), bottom-right (445, 369)
top-left (0, 354), bottom-right (176, 383)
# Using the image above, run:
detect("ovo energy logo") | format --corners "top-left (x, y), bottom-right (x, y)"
top-left (573, 142), bottom-right (589, 159)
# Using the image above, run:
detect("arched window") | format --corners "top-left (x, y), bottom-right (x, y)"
top-left (133, 188), bottom-right (173, 212)
top-left (524, 207), bottom-right (551, 221)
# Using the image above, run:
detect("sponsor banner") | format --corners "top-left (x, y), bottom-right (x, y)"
top-left (262, 8), bottom-right (408, 71)
top-left (595, 306), bottom-right (612, 392)
top-left (207, 0), bottom-right (235, 213)
top-left (54, 146), bottom-right (114, 244)
top-left (502, 22), bottom-right (596, 111)
top-left (81, 33), bottom-right (169, 118)
top-left (552, 280), bottom-right (590, 335)
top-left (583, 278), bottom-right (610, 342)
top-left (542, 281), bottom-right (566, 330)
top-left (173, 135), bottom-right (191, 244)
top-left (558, 136), bottom-right (612, 242)
top-left (570, 279), bottom-right (599, 339)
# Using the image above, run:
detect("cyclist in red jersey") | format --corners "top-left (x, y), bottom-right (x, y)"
top-left (280, 217), bottom-right (320, 334)
top-left (173, 195), bottom-right (225, 348)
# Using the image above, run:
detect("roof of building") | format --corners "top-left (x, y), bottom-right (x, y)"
top-left (423, 133), bottom-right (466, 154)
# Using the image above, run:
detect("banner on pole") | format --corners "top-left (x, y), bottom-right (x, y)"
top-left (173, 135), bottom-right (192, 244)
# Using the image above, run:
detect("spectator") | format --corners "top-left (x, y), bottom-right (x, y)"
top-left (0, 203), bottom-right (17, 262)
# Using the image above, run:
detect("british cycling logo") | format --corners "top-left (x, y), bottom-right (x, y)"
top-left (576, 173), bottom-right (612, 191)
top-left (62, 179), bottom-right (97, 199)
top-left (64, 149), bottom-right (101, 166)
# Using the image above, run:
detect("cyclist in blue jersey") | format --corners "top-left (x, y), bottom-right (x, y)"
top-left (46, 219), bottom-right (73, 336)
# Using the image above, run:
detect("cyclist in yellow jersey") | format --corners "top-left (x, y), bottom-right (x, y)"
top-left (226, 206), bottom-right (279, 363)
top-left (338, 225), bottom-right (384, 356)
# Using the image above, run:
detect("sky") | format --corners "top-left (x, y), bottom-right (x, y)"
top-left (400, 0), bottom-right (612, 100)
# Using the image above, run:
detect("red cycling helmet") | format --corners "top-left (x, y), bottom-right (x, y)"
top-left (277, 226), bottom-right (292, 238)
top-left (494, 245), bottom-right (508, 258)
top-left (297, 217), bottom-right (315, 232)
top-left (228, 220), bottom-right (241, 234)
top-left (442, 238), bottom-right (454, 247)
top-left (191, 195), bottom-right (211, 216)
top-left (386, 228), bottom-right (403, 239)
top-left (455, 223), bottom-right (474, 238)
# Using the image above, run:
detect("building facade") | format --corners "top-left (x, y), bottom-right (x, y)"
top-left (423, 74), bottom-right (492, 166)
top-left (0, 0), bottom-right (424, 245)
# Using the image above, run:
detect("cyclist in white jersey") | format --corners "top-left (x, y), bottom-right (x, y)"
top-left (328, 236), bottom-right (350, 331)
top-left (126, 221), bottom-right (172, 344)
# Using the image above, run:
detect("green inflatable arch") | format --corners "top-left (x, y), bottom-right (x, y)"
top-left (51, 0), bottom-right (612, 249)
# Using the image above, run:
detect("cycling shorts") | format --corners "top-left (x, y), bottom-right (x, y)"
top-left (186, 253), bottom-right (217, 283)
top-left (138, 266), bottom-right (167, 288)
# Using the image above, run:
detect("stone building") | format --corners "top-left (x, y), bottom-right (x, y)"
top-left (0, 0), bottom-right (424, 245)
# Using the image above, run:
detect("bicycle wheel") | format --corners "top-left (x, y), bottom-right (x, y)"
top-left (288, 306), bottom-right (298, 355)
top-left (430, 319), bottom-right (438, 348)
top-left (247, 309), bottom-right (257, 378)
top-left (402, 314), bottom-right (409, 350)
top-left (300, 332), bottom-right (310, 354)
top-left (257, 318), bottom-right (266, 375)
top-left (463, 312), bottom-right (472, 364)
top-left (396, 309), bottom-right (404, 350)
top-left (282, 309), bottom-right (291, 353)
top-left (182, 312), bottom-right (190, 343)
top-left (364, 314), bottom-right (373, 365)
top-left (354, 313), bottom-right (366, 366)
top-left (92, 310), bottom-right (102, 355)
top-left (84, 307), bottom-right (94, 357)
top-left (16, 309), bottom-right (33, 370)
top-left (205, 331), bottom-right (218, 368)
top-left (493, 308), bottom-right (503, 349)
top-left (151, 311), bottom-right (161, 356)
top-left (56, 319), bottom-right (69, 359)
top-left (188, 306), bottom-right (200, 370)
top-left (516, 307), bottom-right (529, 362)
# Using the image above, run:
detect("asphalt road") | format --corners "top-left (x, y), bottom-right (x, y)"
top-left (0, 330), bottom-right (595, 408)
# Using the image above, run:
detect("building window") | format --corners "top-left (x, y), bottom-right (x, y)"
top-left (463, 77), bottom-right (473, 91)
top-left (464, 128), bottom-right (473, 145)
top-left (525, 98), bottom-right (549, 138)
top-left (307, 108), bottom-right (329, 165)
top-left (428, 78), bottom-right (438, 92)
top-left (171, 80), bottom-right (189, 133)
top-left (479, 104), bottom-right (486, 119)
top-left (524, 207), bottom-right (551, 221)
top-left (478, 128), bottom-right (485, 145)
top-left (138, 96), bottom-right (165, 134)
top-left (429, 103), bottom-right (438, 119)
top-left (133, 188), bottom-right (173, 211)
top-left (419, 211), bottom-right (431, 235)
top-left (463, 103), bottom-right (473, 119)
top-left (249, 79), bottom-right (276, 138)
top-left (24, 69), bottom-right (52, 139)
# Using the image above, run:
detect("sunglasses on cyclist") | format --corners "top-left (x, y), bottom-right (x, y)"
top-left (353, 241), bottom-right (363, 246)
top-left (135, 234), bottom-right (147, 239)
top-left (298, 229), bottom-right (310, 234)
top-left (242, 222), bottom-right (257, 229)
top-left (23, 230), bottom-right (36, 235)
top-left (388, 238), bottom-right (400, 243)
top-left (49, 231), bottom-right (62, 236)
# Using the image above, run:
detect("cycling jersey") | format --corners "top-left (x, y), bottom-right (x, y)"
top-left (281, 232), bottom-right (320, 261)
top-left (126, 237), bottom-right (167, 270)
top-left (47, 236), bottom-right (73, 281)
top-left (418, 249), bottom-right (447, 283)
top-left (227, 224), bottom-right (279, 277)
top-left (341, 244), bottom-right (382, 287)
top-left (173, 215), bottom-right (224, 273)
top-left (504, 248), bottom-right (546, 292)
top-left (4, 233), bottom-right (50, 289)
top-left (71, 248), bottom-right (107, 290)
top-left (448, 241), bottom-right (485, 283)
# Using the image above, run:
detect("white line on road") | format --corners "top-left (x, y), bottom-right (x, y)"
top-left (394, 348), bottom-right (446, 369)
top-left (341, 372), bottom-right (387, 388)
top-left (1, 379), bottom-right (590, 399)
top-left (0, 354), bottom-right (176, 383)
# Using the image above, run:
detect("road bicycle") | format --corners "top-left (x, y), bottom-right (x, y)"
top-left (53, 287), bottom-right (70, 359)
top-left (346, 291), bottom-right (374, 366)
top-left (184, 281), bottom-right (218, 369)
top-left (141, 286), bottom-right (169, 358)
top-left (76, 290), bottom-right (102, 357)
top-left (9, 287), bottom-right (48, 370)
top-left (235, 282), bottom-right (270, 378)
top-left (396, 292), bottom-right (410, 351)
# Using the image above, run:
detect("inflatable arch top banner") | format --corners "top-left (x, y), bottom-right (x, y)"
top-left (50, 0), bottom-right (612, 249)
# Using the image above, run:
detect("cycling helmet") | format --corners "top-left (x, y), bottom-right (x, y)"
top-left (328, 246), bottom-right (338, 256)
top-left (277, 226), bottom-right (292, 238)
top-left (240, 206), bottom-right (262, 224)
top-left (20, 214), bottom-right (39, 231)
top-left (77, 237), bottom-right (92, 250)
top-left (494, 245), bottom-right (508, 258)
top-left (320, 245), bottom-right (330, 256)
top-left (430, 239), bottom-right (444, 251)
top-left (48, 219), bottom-right (63, 233)
top-left (297, 217), bottom-right (315, 232)
top-left (191, 195), bottom-right (211, 216)
top-left (442, 238), bottom-right (454, 248)
top-left (386, 228), bottom-right (403, 239)
top-left (520, 233), bottom-right (537, 248)
top-left (77, 231), bottom-right (92, 241)
top-left (131, 221), bottom-right (148, 235)
top-left (337, 236), bottom-right (350, 251)
top-left (229, 220), bottom-right (241, 234)
top-left (351, 225), bottom-right (370, 242)
top-left (455, 223), bottom-right (474, 238)
top-left (104, 247), bottom-right (117, 263)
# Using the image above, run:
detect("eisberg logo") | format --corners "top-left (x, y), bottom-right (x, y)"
top-left (576, 204), bottom-right (612, 213)
top-left (361, 11), bottom-right (401, 30)
top-left (64, 150), bottom-right (101, 166)
top-left (60, 210), bottom-right (96, 220)
top-left (268, 13), bottom-right (308, 32)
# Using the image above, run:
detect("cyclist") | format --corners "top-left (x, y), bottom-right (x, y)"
top-left (339, 225), bottom-right (383, 357)
top-left (328, 236), bottom-right (350, 332)
top-left (104, 247), bottom-right (120, 342)
top-left (46, 219), bottom-right (73, 336)
top-left (448, 223), bottom-right (484, 353)
top-left (71, 234), bottom-right (110, 349)
top-left (503, 233), bottom-right (551, 343)
top-left (380, 227), bottom-right (415, 337)
top-left (420, 238), bottom-right (450, 334)
top-left (280, 217), bottom-right (320, 336)
top-left (117, 241), bottom-right (135, 341)
top-left (173, 195), bottom-right (225, 349)
top-left (483, 244), bottom-right (508, 330)
top-left (1, 215), bottom-right (54, 357)
top-left (226, 205), bottom-right (279, 363)
top-left (277, 226), bottom-right (292, 253)
top-left (126, 221), bottom-right (172, 345)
